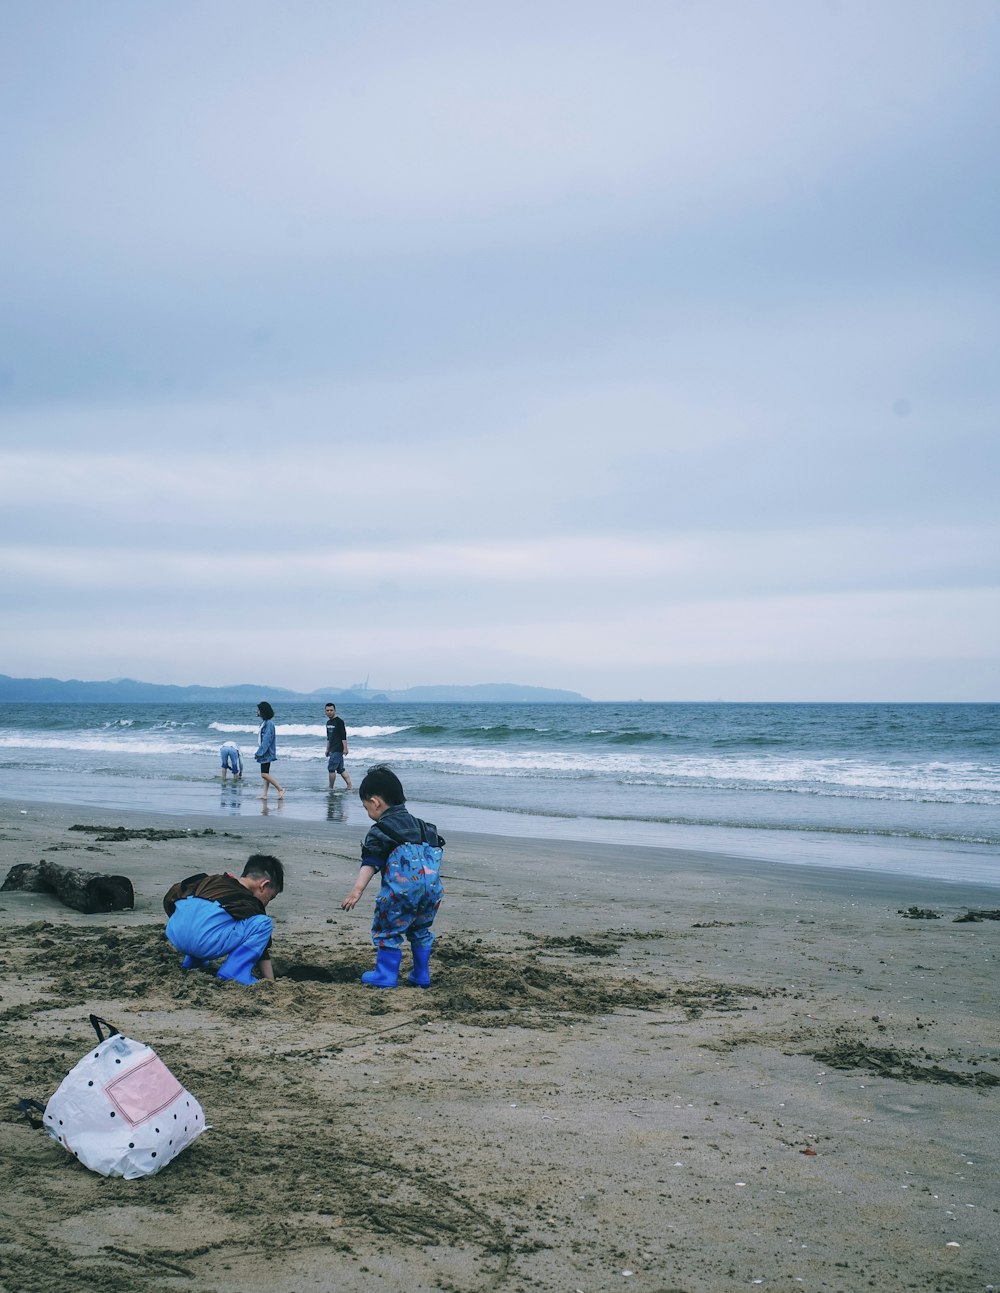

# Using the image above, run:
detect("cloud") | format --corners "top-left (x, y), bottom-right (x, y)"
top-left (3, 576), bottom-right (995, 700)
top-left (0, 2), bottom-right (998, 698)
top-left (2, 523), bottom-right (995, 620)
top-left (4, 0), bottom-right (998, 281)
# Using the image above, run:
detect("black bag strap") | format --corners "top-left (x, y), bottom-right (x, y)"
top-left (89, 1014), bottom-right (120, 1043)
top-left (378, 819), bottom-right (428, 848)
top-left (17, 1017), bottom-right (121, 1131)
top-left (17, 1098), bottom-right (46, 1130)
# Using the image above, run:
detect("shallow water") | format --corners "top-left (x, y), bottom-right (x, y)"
top-left (1, 700), bottom-right (997, 885)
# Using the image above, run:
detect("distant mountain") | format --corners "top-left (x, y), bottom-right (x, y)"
top-left (387, 683), bottom-right (588, 703)
top-left (0, 675), bottom-right (310, 704)
top-left (0, 674), bottom-right (591, 704)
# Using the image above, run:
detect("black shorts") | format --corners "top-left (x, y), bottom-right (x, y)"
top-left (259, 762), bottom-right (271, 774)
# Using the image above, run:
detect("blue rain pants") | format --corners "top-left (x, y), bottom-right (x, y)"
top-left (371, 846), bottom-right (443, 952)
top-left (166, 896), bottom-right (272, 974)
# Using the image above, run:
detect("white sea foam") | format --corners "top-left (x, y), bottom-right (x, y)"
top-left (3, 725), bottom-right (994, 803)
top-left (335, 743), bottom-right (1000, 804)
top-left (209, 721), bottom-right (409, 738)
top-left (0, 732), bottom-right (208, 756)
top-left (271, 723), bottom-right (411, 739)
top-left (2, 699), bottom-right (998, 873)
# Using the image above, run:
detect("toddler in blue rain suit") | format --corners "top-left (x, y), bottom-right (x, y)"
top-left (341, 764), bottom-right (444, 989)
top-left (163, 854), bottom-right (284, 985)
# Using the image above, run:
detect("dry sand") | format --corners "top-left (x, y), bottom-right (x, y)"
top-left (0, 798), bottom-right (998, 1293)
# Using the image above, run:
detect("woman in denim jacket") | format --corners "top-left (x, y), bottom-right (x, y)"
top-left (254, 701), bottom-right (285, 801)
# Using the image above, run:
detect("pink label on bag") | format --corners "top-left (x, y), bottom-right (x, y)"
top-left (104, 1054), bottom-right (183, 1126)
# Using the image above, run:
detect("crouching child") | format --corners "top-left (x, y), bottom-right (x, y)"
top-left (163, 854), bottom-right (284, 985)
top-left (341, 765), bottom-right (444, 989)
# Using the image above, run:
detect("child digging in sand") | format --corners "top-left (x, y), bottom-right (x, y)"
top-left (340, 764), bottom-right (444, 989)
top-left (163, 854), bottom-right (284, 984)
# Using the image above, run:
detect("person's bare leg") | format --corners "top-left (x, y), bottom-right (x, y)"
top-left (262, 771), bottom-right (285, 799)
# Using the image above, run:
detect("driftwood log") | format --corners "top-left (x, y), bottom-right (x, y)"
top-left (1, 860), bottom-right (134, 914)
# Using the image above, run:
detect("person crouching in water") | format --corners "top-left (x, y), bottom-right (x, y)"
top-left (340, 764), bottom-right (444, 989)
top-left (163, 854), bottom-right (284, 984)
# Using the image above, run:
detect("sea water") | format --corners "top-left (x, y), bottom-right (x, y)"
top-left (0, 701), bottom-right (997, 885)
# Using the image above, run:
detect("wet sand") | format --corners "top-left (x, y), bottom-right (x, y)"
top-left (1, 798), bottom-right (998, 1293)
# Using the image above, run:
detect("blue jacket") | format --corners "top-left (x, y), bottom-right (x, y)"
top-left (255, 719), bottom-right (276, 763)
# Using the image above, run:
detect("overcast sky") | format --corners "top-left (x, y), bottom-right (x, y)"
top-left (1, 1), bottom-right (997, 701)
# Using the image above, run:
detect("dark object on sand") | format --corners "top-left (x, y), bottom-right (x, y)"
top-left (953, 908), bottom-right (1000, 923)
top-left (69, 823), bottom-right (216, 842)
top-left (1, 860), bottom-right (134, 913)
top-left (897, 906), bottom-right (940, 920)
top-left (808, 1040), bottom-right (1000, 1089)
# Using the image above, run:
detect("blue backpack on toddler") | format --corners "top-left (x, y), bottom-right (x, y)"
top-left (385, 838), bottom-right (443, 900)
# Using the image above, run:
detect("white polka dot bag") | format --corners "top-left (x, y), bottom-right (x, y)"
top-left (19, 1015), bottom-right (207, 1179)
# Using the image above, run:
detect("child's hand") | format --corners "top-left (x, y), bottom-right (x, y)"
top-left (341, 866), bottom-right (375, 912)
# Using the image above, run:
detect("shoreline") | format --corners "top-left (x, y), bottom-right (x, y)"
top-left (2, 780), bottom-right (998, 892)
top-left (5, 794), bottom-right (1000, 902)
top-left (1, 798), bottom-right (998, 1291)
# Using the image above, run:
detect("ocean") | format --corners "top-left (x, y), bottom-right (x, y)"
top-left (0, 700), bottom-right (997, 886)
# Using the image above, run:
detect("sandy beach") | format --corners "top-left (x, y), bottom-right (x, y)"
top-left (0, 797), bottom-right (997, 1293)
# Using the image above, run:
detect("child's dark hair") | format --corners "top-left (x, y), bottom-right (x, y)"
top-left (242, 853), bottom-right (284, 893)
top-left (358, 764), bottom-right (405, 806)
top-left (257, 700), bottom-right (275, 720)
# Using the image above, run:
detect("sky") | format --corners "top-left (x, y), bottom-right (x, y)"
top-left (1, 1), bottom-right (998, 702)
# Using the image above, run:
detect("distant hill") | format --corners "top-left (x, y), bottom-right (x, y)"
top-left (0, 674), bottom-right (590, 704)
top-left (388, 683), bottom-right (588, 703)
top-left (0, 675), bottom-right (311, 705)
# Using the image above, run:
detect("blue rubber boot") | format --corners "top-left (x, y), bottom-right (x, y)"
top-left (217, 942), bottom-right (260, 985)
top-left (407, 944), bottom-right (432, 988)
top-left (180, 955), bottom-right (207, 971)
top-left (361, 946), bottom-right (401, 988)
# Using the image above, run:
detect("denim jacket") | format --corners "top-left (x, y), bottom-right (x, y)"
top-left (255, 719), bottom-right (276, 764)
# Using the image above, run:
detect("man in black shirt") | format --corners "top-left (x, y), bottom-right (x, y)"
top-left (324, 702), bottom-right (353, 791)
